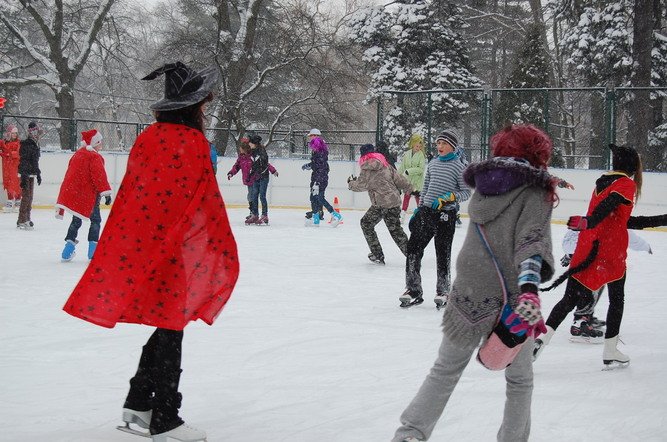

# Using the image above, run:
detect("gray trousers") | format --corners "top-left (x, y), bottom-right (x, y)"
top-left (392, 332), bottom-right (534, 442)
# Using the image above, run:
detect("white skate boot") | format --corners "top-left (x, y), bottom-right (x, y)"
top-left (602, 335), bottom-right (630, 370)
top-left (532, 325), bottom-right (555, 361)
top-left (152, 423), bottom-right (207, 441)
top-left (117, 408), bottom-right (152, 437)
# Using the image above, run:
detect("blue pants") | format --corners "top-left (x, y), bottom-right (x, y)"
top-left (310, 182), bottom-right (333, 214)
top-left (249, 177), bottom-right (269, 216)
top-left (65, 196), bottom-right (101, 242)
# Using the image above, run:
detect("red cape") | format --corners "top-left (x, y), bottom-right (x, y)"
top-left (56, 147), bottom-right (112, 219)
top-left (63, 123), bottom-right (239, 330)
top-left (1, 139), bottom-right (21, 196)
top-left (571, 173), bottom-right (635, 291)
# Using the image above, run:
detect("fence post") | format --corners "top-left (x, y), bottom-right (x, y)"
top-left (376, 97), bottom-right (383, 143)
top-left (426, 92), bottom-right (433, 154)
top-left (543, 89), bottom-right (550, 134)
top-left (481, 91), bottom-right (492, 160)
top-left (605, 88), bottom-right (617, 169)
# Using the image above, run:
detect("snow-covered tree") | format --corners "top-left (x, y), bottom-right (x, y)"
top-left (494, 23), bottom-right (551, 130)
top-left (0, 0), bottom-right (117, 149)
top-left (349, 0), bottom-right (481, 150)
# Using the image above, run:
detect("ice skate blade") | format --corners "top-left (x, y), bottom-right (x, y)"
top-left (117, 423), bottom-right (150, 437)
top-left (569, 335), bottom-right (604, 344)
top-left (602, 360), bottom-right (630, 371)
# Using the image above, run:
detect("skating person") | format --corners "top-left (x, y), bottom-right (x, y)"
top-left (1, 125), bottom-right (22, 212)
top-left (62, 62), bottom-right (239, 442)
top-left (16, 121), bottom-right (42, 230)
top-left (348, 143), bottom-right (413, 265)
top-left (399, 129), bottom-right (471, 309)
top-left (534, 144), bottom-right (667, 369)
top-left (227, 137), bottom-right (255, 221)
top-left (398, 134), bottom-right (426, 223)
top-left (247, 134), bottom-right (278, 225)
top-left (392, 124), bottom-right (556, 442)
top-left (55, 129), bottom-right (112, 261)
top-left (302, 128), bottom-right (342, 227)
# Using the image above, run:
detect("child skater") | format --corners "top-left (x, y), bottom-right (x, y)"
top-left (392, 123), bottom-right (556, 442)
top-left (227, 137), bottom-right (256, 221)
top-left (63, 61), bottom-right (239, 442)
top-left (1, 125), bottom-right (22, 212)
top-left (247, 134), bottom-right (278, 225)
top-left (560, 227), bottom-right (653, 342)
top-left (55, 129), bottom-right (112, 261)
top-left (399, 129), bottom-right (471, 309)
top-left (533, 144), bottom-right (667, 368)
top-left (302, 128), bottom-right (342, 227)
top-left (398, 134), bottom-right (426, 223)
top-left (16, 121), bottom-right (42, 230)
top-left (348, 143), bottom-right (413, 265)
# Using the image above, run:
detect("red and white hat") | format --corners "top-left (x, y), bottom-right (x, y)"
top-left (81, 129), bottom-right (103, 150)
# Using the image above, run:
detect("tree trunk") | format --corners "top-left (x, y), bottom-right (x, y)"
top-left (589, 92), bottom-right (606, 169)
top-left (54, 82), bottom-right (77, 151)
top-left (627, 0), bottom-right (654, 168)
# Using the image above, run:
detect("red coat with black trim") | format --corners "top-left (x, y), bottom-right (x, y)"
top-left (56, 147), bottom-right (112, 219)
top-left (63, 122), bottom-right (240, 330)
top-left (570, 173), bottom-right (635, 291)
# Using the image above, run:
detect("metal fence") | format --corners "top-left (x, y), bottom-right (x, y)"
top-left (0, 114), bottom-right (376, 161)
top-left (377, 87), bottom-right (667, 171)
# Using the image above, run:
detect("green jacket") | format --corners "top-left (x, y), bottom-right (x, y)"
top-left (398, 149), bottom-right (426, 192)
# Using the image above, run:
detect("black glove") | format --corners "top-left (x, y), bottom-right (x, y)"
top-left (347, 175), bottom-right (357, 183)
top-left (36, 174), bottom-right (42, 186)
top-left (560, 254), bottom-right (572, 267)
top-left (104, 195), bottom-right (112, 205)
top-left (227, 173), bottom-right (233, 180)
top-left (20, 175), bottom-right (28, 189)
top-left (412, 190), bottom-right (420, 197)
top-left (302, 163), bottom-right (311, 171)
top-left (404, 170), bottom-right (409, 176)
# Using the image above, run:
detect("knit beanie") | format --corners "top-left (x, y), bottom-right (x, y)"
top-left (360, 144), bottom-right (375, 156)
top-left (610, 144), bottom-right (640, 176)
top-left (435, 130), bottom-right (458, 149)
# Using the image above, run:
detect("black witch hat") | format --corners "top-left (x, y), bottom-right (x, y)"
top-left (142, 62), bottom-right (219, 111)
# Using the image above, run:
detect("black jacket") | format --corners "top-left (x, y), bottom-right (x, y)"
top-left (250, 146), bottom-right (270, 180)
top-left (19, 137), bottom-right (41, 177)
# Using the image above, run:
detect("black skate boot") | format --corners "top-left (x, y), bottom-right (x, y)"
top-left (590, 316), bottom-right (606, 329)
top-left (399, 290), bottom-right (424, 308)
top-left (570, 317), bottom-right (604, 344)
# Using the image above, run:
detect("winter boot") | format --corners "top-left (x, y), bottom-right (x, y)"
top-left (602, 335), bottom-right (630, 369)
top-left (88, 241), bottom-right (98, 259)
top-left (399, 290), bottom-right (424, 308)
top-left (532, 325), bottom-right (556, 361)
top-left (61, 240), bottom-right (77, 262)
top-left (570, 317), bottom-right (604, 343)
top-left (434, 293), bottom-right (448, 310)
top-left (368, 253), bottom-right (385, 265)
top-left (330, 211), bottom-right (342, 227)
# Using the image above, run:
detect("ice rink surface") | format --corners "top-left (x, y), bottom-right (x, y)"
top-left (1, 207), bottom-right (666, 441)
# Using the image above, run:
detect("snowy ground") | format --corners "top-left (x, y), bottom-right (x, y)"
top-left (1, 207), bottom-right (666, 442)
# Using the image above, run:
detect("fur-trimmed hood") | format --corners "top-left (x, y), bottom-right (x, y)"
top-left (463, 157), bottom-right (555, 196)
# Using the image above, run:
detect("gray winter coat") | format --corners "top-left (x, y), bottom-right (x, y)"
top-left (442, 160), bottom-right (555, 347)
top-left (349, 154), bottom-right (413, 208)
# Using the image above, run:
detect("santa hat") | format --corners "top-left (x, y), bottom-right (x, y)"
top-left (8, 125), bottom-right (18, 134)
top-left (81, 129), bottom-right (103, 150)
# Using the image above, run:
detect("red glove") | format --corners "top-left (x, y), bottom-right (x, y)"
top-left (567, 215), bottom-right (588, 231)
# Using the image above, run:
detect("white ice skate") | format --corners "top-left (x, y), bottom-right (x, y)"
top-left (532, 326), bottom-right (555, 362)
top-left (117, 408), bottom-right (152, 437)
top-left (602, 335), bottom-right (630, 371)
top-left (151, 423), bottom-right (207, 442)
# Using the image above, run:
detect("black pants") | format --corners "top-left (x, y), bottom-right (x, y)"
top-left (405, 207), bottom-right (457, 296)
top-left (124, 328), bottom-right (184, 435)
top-left (545, 275), bottom-right (626, 339)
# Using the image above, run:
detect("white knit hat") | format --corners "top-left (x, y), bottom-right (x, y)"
top-left (308, 128), bottom-right (321, 137)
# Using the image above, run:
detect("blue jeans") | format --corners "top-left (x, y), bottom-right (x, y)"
top-left (310, 182), bottom-right (333, 214)
top-left (65, 195), bottom-right (101, 242)
top-left (249, 177), bottom-right (270, 216)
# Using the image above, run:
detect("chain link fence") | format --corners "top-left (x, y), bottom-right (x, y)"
top-left (377, 87), bottom-right (667, 172)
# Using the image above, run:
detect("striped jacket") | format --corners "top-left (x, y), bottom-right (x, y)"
top-left (420, 155), bottom-right (471, 208)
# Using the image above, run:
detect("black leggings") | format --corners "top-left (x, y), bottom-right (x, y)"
top-left (545, 275), bottom-right (626, 338)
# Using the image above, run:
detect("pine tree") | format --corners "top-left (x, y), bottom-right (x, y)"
top-left (350, 0), bottom-right (481, 151)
